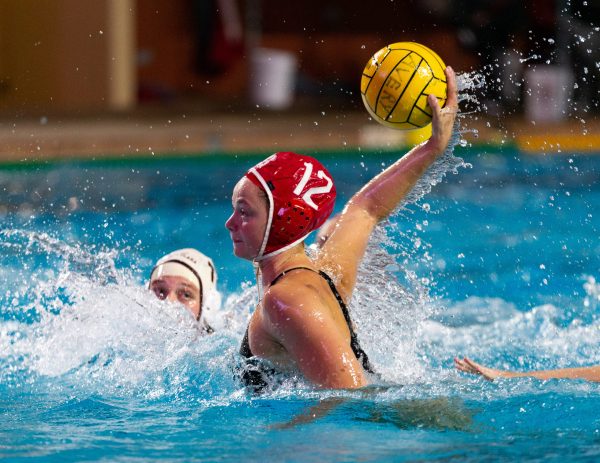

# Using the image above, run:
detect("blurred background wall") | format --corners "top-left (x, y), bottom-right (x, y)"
top-left (0, 0), bottom-right (597, 116)
top-left (0, 0), bottom-right (135, 112)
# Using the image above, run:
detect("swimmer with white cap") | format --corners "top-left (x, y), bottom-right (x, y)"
top-left (227, 66), bottom-right (459, 390)
top-left (149, 248), bottom-right (220, 333)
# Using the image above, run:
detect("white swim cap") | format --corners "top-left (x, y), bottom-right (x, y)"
top-left (149, 248), bottom-right (220, 321)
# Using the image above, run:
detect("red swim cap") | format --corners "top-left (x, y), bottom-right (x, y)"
top-left (245, 152), bottom-right (336, 260)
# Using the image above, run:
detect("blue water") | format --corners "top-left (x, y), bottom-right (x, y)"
top-left (1, 148), bottom-right (600, 462)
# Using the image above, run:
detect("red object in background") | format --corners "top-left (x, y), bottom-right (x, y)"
top-left (195, 0), bottom-right (244, 76)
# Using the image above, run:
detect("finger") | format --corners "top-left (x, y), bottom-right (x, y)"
top-left (454, 358), bottom-right (473, 373)
top-left (444, 66), bottom-right (458, 109)
top-left (454, 357), bottom-right (467, 367)
top-left (427, 93), bottom-right (440, 113)
top-left (464, 358), bottom-right (485, 373)
top-left (455, 362), bottom-right (470, 373)
top-left (463, 357), bottom-right (478, 368)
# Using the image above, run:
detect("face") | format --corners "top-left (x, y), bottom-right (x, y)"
top-left (225, 177), bottom-right (269, 260)
top-left (150, 276), bottom-right (202, 319)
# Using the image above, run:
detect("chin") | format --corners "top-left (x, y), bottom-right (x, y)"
top-left (232, 243), bottom-right (247, 258)
top-left (237, 251), bottom-right (255, 261)
top-left (233, 244), bottom-right (255, 261)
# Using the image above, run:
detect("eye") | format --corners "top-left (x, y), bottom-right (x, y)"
top-left (178, 290), bottom-right (194, 301)
top-left (153, 287), bottom-right (167, 300)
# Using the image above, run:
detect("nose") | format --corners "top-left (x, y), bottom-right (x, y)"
top-left (225, 213), bottom-right (236, 231)
top-left (165, 291), bottom-right (178, 304)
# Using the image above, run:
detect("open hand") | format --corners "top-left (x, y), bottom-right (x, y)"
top-left (454, 356), bottom-right (507, 381)
top-left (426, 66), bottom-right (458, 155)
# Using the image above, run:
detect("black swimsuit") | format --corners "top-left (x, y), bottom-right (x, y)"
top-left (239, 267), bottom-right (374, 391)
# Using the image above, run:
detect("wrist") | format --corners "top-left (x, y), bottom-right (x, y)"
top-left (422, 138), bottom-right (444, 157)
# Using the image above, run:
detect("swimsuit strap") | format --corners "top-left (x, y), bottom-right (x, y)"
top-left (268, 266), bottom-right (375, 374)
top-left (238, 266), bottom-right (375, 391)
top-left (315, 270), bottom-right (375, 374)
top-left (269, 266), bottom-right (315, 287)
top-left (240, 326), bottom-right (252, 358)
top-left (239, 266), bottom-right (314, 360)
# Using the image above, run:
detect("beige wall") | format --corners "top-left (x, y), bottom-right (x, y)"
top-left (0, 0), bottom-right (135, 112)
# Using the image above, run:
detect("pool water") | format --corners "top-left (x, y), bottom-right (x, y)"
top-left (1, 147), bottom-right (599, 462)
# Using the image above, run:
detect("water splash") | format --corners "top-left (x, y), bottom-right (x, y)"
top-left (582, 275), bottom-right (600, 315)
top-left (347, 75), bottom-right (480, 384)
top-left (423, 273), bottom-right (600, 379)
top-left (0, 229), bottom-right (247, 401)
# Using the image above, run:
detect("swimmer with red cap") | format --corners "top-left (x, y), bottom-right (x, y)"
top-left (149, 248), bottom-right (219, 333)
top-left (226, 66), bottom-right (458, 390)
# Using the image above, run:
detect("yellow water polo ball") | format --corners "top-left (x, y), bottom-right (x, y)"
top-left (361, 42), bottom-right (447, 129)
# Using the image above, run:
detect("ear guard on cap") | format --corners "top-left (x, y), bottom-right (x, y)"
top-left (270, 198), bottom-right (316, 246)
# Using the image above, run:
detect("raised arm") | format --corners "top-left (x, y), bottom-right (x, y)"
top-left (348, 66), bottom-right (458, 221)
top-left (319, 66), bottom-right (458, 300)
top-left (455, 356), bottom-right (600, 382)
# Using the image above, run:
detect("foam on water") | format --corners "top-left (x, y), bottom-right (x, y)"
top-left (0, 73), bottom-right (488, 402)
top-left (1, 72), bottom-right (599, 454)
top-left (0, 229), bottom-right (252, 403)
top-left (346, 74), bottom-right (480, 384)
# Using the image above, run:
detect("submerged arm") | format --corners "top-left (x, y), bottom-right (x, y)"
top-left (455, 357), bottom-right (600, 382)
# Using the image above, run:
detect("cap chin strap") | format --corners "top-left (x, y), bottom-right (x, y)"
top-left (248, 167), bottom-right (274, 261)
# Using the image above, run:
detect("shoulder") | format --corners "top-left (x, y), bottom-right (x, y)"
top-left (262, 274), bottom-right (328, 325)
top-left (261, 276), bottom-right (339, 345)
